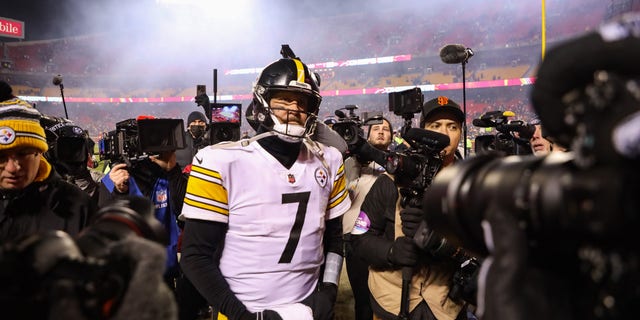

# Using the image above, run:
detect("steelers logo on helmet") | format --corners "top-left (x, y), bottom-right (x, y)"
top-left (252, 57), bottom-right (322, 142)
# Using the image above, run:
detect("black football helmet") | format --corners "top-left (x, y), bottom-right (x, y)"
top-left (251, 57), bottom-right (322, 140)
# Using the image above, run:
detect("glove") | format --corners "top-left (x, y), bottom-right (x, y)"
top-left (194, 93), bottom-right (210, 108)
top-left (387, 236), bottom-right (419, 267)
top-left (400, 206), bottom-right (424, 238)
top-left (301, 283), bottom-right (338, 320)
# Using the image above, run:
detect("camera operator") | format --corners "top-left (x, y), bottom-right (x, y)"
top-left (350, 96), bottom-right (467, 320)
top-left (0, 95), bottom-right (97, 243)
top-left (176, 111), bottom-right (209, 170)
top-left (40, 115), bottom-right (104, 204)
top-left (343, 116), bottom-right (394, 320)
top-left (98, 120), bottom-right (186, 289)
top-left (528, 120), bottom-right (567, 156)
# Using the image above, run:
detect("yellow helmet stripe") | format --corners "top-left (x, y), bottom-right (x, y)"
top-left (293, 59), bottom-right (305, 83)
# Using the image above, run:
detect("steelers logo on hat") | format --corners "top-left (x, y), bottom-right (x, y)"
top-left (0, 126), bottom-right (16, 145)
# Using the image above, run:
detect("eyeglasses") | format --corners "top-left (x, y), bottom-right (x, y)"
top-left (0, 150), bottom-right (40, 170)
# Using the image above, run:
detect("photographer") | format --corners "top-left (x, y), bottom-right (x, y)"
top-left (40, 115), bottom-right (104, 204)
top-left (343, 116), bottom-right (394, 320)
top-left (176, 111), bottom-right (209, 169)
top-left (528, 121), bottom-right (567, 155)
top-left (0, 95), bottom-right (97, 243)
top-left (99, 121), bottom-right (187, 288)
top-left (350, 96), bottom-right (467, 320)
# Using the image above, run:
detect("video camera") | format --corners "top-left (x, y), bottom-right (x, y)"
top-left (417, 19), bottom-right (640, 318)
top-left (209, 103), bottom-right (242, 144)
top-left (0, 197), bottom-right (176, 320)
top-left (385, 87), bottom-right (448, 206)
top-left (40, 115), bottom-right (93, 174)
top-left (98, 117), bottom-right (185, 164)
top-left (332, 104), bottom-right (383, 147)
top-left (389, 87), bottom-right (424, 118)
top-left (472, 110), bottom-right (534, 156)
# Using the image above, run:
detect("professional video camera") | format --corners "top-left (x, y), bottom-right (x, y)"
top-left (386, 87), bottom-right (450, 207)
top-left (98, 117), bottom-right (186, 164)
top-left (209, 103), bottom-right (242, 144)
top-left (0, 196), bottom-right (176, 320)
top-left (417, 17), bottom-right (640, 319)
top-left (332, 104), bottom-right (383, 147)
top-left (472, 110), bottom-right (535, 156)
top-left (40, 115), bottom-right (93, 174)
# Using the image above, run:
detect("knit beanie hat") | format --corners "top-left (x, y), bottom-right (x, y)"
top-left (0, 98), bottom-right (49, 153)
top-left (187, 111), bottom-right (207, 125)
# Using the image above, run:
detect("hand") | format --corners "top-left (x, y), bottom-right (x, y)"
top-left (149, 151), bottom-right (177, 172)
top-left (108, 163), bottom-right (129, 193)
top-left (301, 283), bottom-right (338, 320)
top-left (194, 93), bottom-right (210, 108)
top-left (387, 236), bottom-right (419, 267)
top-left (400, 206), bottom-right (424, 238)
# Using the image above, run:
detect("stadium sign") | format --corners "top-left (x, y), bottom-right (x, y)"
top-left (0, 17), bottom-right (24, 39)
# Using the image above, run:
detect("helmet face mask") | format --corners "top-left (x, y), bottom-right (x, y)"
top-left (252, 58), bottom-right (321, 141)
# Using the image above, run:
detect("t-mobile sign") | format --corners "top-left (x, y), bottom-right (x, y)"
top-left (0, 17), bottom-right (24, 39)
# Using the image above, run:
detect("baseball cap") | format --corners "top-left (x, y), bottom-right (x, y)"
top-left (420, 96), bottom-right (465, 128)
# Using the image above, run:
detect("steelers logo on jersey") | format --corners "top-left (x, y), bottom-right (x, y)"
top-left (315, 167), bottom-right (328, 188)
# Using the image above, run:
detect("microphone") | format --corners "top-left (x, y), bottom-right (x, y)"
top-left (403, 128), bottom-right (450, 152)
top-left (472, 111), bottom-right (508, 127)
top-left (439, 44), bottom-right (474, 64)
top-left (52, 74), bottom-right (69, 118)
top-left (472, 118), bottom-right (493, 127)
top-left (52, 74), bottom-right (63, 86)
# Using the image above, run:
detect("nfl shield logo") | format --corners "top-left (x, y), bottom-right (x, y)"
top-left (156, 189), bottom-right (168, 203)
top-left (288, 174), bottom-right (296, 184)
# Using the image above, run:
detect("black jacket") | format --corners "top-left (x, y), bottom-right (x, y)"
top-left (175, 131), bottom-right (208, 169)
top-left (98, 159), bottom-right (187, 214)
top-left (0, 168), bottom-right (98, 244)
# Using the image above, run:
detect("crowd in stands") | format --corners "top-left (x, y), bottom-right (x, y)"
top-left (0, 0), bottom-right (622, 153)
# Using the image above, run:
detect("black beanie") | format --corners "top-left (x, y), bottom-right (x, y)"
top-left (187, 111), bottom-right (207, 125)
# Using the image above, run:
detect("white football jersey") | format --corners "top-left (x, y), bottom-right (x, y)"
top-left (181, 139), bottom-right (350, 311)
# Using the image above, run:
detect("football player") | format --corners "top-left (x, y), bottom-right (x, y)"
top-left (180, 54), bottom-right (351, 320)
